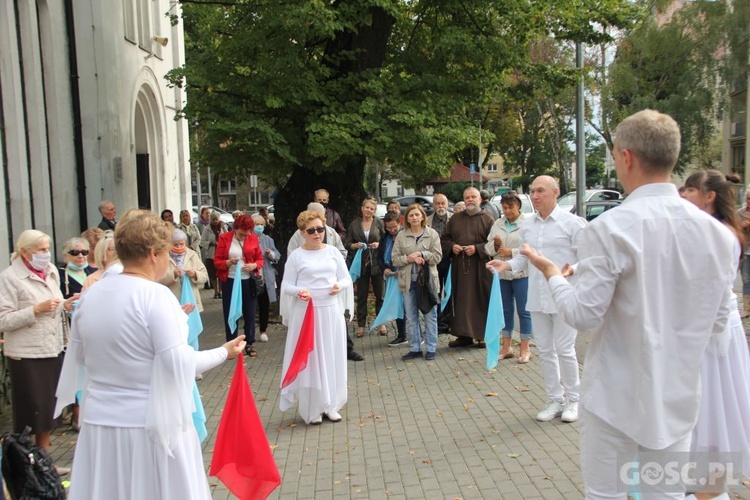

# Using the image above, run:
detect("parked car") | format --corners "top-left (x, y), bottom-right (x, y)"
top-left (490, 193), bottom-right (536, 217)
top-left (570, 199), bottom-right (623, 221)
top-left (557, 189), bottom-right (622, 213)
top-left (192, 205), bottom-right (235, 225)
top-left (391, 195), bottom-right (453, 216)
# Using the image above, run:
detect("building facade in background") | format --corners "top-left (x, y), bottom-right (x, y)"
top-left (0, 0), bottom-right (191, 264)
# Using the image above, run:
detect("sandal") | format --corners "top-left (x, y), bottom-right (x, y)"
top-left (517, 351), bottom-right (532, 364)
top-left (356, 327), bottom-right (365, 338)
top-left (475, 341), bottom-right (486, 349)
top-left (378, 325), bottom-right (387, 336)
top-left (245, 345), bottom-right (257, 357)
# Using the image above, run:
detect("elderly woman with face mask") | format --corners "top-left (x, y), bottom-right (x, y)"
top-left (251, 215), bottom-right (280, 343)
top-left (0, 230), bottom-right (77, 453)
top-left (158, 229), bottom-right (209, 314)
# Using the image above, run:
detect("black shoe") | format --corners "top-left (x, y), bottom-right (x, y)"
top-left (347, 351), bottom-right (364, 361)
top-left (402, 351), bottom-right (422, 360)
top-left (425, 351), bottom-right (436, 361)
top-left (388, 337), bottom-right (407, 347)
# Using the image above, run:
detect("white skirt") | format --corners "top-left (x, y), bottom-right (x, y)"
top-left (692, 306), bottom-right (750, 478)
top-left (68, 424), bottom-right (211, 500)
top-left (280, 300), bottom-right (348, 424)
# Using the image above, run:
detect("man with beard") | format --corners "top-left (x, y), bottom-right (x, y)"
top-left (441, 188), bottom-right (494, 347)
top-left (315, 188), bottom-right (347, 239)
top-left (489, 175), bottom-right (586, 424)
top-left (427, 194), bottom-right (452, 292)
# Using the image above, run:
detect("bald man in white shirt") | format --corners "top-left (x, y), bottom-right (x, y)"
top-left (504, 110), bottom-right (736, 499)
top-left (491, 175), bottom-right (587, 424)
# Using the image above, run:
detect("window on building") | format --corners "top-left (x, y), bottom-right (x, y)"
top-left (136, 0), bottom-right (151, 50)
top-left (123, 0), bottom-right (136, 42)
top-left (487, 163), bottom-right (498, 173)
top-left (219, 179), bottom-right (236, 195)
top-left (249, 191), bottom-right (271, 206)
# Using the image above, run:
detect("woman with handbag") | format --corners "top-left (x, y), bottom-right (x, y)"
top-left (392, 204), bottom-right (443, 361)
top-left (344, 197), bottom-right (385, 337)
top-left (214, 214), bottom-right (264, 356)
top-left (251, 215), bottom-right (280, 343)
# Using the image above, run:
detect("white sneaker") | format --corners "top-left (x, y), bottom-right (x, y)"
top-left (325, 410), bottom-right (342, 422)
top-left (260, 333), bottom-right (269, 342)
top-left (536, 401), bottom-right (565, 422)
top-left (561, 401), bottom-right (579, 423)
top-left (309, 414), bottom-right (323, 425)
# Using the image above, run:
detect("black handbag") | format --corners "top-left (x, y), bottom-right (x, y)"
top-left (416, 265), bottom-right (440, 314)
top-left (1, 426), bottom-right (65, 500)
top-left (251, 271), bottom-right (265, 294)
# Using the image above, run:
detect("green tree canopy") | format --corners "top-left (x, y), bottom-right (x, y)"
top-left (169, 0), bottom-right (633, 243)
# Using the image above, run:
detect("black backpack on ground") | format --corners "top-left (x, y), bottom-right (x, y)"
top-left (1, 426), bottom-right (65, 500)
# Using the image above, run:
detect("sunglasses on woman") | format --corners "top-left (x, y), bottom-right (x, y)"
top-left (305, 227), bottom-right (326, 235)
top-left (68, 249), bottom-right (90, 256)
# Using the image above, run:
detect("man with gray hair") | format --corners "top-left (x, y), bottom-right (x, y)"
top-left (497, 109), bottom-right (736, 498)
top-left (97, 200), bottom-right (117, 231)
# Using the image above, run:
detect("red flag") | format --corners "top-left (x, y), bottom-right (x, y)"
top-left (210, 356), bottom-right (281, 499)
top-left (281, 300), bottom-right (315, 389)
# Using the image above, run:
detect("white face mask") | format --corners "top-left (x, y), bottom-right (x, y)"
top-left (29, 252), bottom-right (51, 271)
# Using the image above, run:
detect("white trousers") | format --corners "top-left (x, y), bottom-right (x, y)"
top-left (580, 407), bottom-right (692, 499)
top-left (530, 311), bottom-right (579, 403)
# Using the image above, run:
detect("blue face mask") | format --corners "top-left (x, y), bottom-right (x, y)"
top-left (67, 262), bottom-right (89, 272)
top-left (253, 226), bottom-right (264, 235)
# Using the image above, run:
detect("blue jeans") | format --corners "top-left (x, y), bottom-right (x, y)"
top-left (404, 280), bottom-right (438, 353)
top-left (499, 277), bottom-right (532, 340)
top-left (742, 255), bottom-right (750, 295)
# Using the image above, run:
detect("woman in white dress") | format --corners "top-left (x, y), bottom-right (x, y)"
top-left (55, 211), bottom-right (245, 500)
top-left (682, 170), bottom-right (750, 498)
top-left (280, 210), bottom-right (353, 425)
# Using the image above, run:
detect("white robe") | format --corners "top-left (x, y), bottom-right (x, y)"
top-left (55, 275), bottom-right (227, 500)
top-left (279, 245), bottom-right (353, 423)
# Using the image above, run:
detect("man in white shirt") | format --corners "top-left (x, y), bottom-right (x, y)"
top-left (491, 175), bottom-right (587, 423)
top-left (515, 110), bottom-right (736, 499)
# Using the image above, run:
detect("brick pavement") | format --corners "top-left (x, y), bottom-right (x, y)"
top-left (2, 287), bottom-right (748, 499)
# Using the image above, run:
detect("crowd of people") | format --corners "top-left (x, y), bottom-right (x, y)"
top-left (0, 109), bottom-right (748, 498)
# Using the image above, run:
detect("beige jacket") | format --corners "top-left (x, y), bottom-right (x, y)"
top-left (484, 213), bottom-right (529, 280)
top-left (391, 226), bottom-right (442, 292)
top-left (158, 248), bottom-right (209, 312)
top-left (0, 259), bottom-right (64, 358)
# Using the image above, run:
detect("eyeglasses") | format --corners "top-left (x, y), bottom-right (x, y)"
top-left (305, 227), bottom-right (326, 235)
top-left (68, 249), bottom-right (90, 256)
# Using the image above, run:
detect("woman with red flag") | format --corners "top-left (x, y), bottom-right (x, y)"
top-left (280, 210), bottom-right (353, 425)
top-left (53, 211), bottom-right (246, 500)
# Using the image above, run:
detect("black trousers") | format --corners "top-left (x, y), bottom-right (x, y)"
top-left (257, 288), bottom-right (270, 332)
top-left (355, 265), bottom-right (383, 328)
top-left (221, 278), bottom-right (257, 343)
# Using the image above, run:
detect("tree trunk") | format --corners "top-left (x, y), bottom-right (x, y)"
top-left (273, 157), bottom-right (367, 265)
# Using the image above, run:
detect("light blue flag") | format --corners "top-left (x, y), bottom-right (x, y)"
top-left (227, 265), bottom-right (243, 334)
top-left (369, 276), bottom-right (404, 331)
top-left (485, 270), bottom-right (505, 371)
top-left (349, 247), bottom-right (364, 282)
top-left (441, 263), bottom-right (452, 311)
top-left (191, 383), bottom-right (208, 442)
top-left (181, 274), bottom-right (204, 350)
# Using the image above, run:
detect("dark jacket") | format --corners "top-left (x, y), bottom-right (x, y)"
top-left (344, 218), bottom-right (384, 275)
